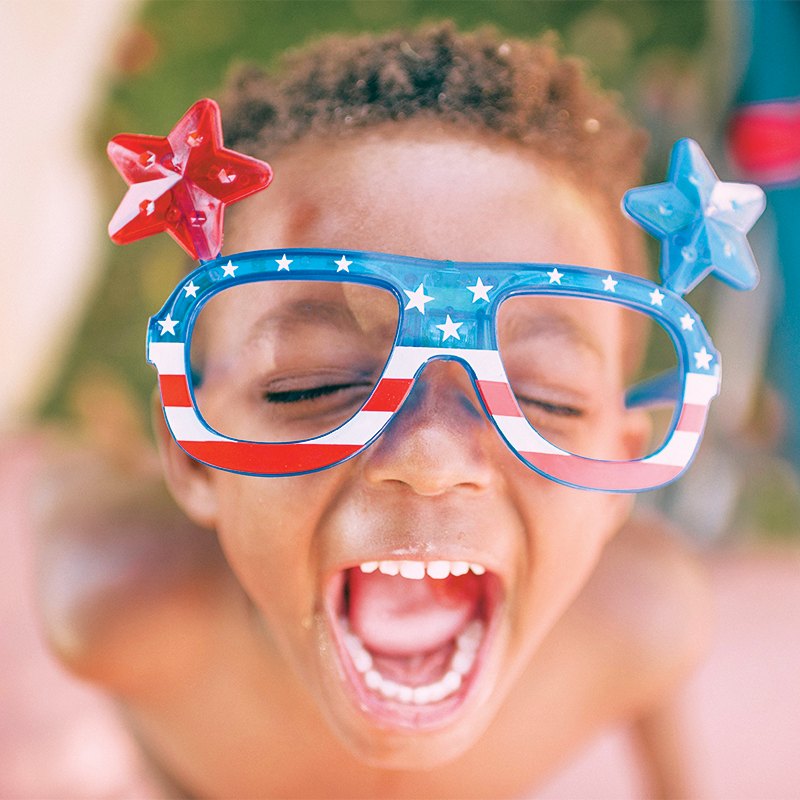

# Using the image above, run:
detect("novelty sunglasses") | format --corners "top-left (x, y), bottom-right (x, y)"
top-left (108, 100), bottom-right (767, 493)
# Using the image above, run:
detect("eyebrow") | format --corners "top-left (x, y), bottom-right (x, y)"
top-left (246, 298), bottom-right (364, 344)
top-left (499, 310), bottom-right (605, 363)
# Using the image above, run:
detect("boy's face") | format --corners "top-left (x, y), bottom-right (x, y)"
top-left (164, 126), bottom-right (644, 768)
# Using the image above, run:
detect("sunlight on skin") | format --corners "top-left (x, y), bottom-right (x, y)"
top-left (163, 127), bottom-right (643, 775)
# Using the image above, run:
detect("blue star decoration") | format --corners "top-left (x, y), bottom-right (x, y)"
top-left (622, 139), bottom-right (766, 296)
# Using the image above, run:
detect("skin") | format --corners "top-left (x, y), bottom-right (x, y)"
top-left (36, 124), bottom-right (711, 799)
top-left (178, 126), bottom-right (647, 762)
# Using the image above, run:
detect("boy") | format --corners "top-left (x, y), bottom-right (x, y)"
top-left (39, 24), bottom-right (736, 798)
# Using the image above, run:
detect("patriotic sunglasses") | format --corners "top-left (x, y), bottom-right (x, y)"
top-left (109, 100), bottom-right (766, 492)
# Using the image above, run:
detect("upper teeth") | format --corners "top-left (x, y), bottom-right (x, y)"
top-left (360, 560), bottom-right (486, 579)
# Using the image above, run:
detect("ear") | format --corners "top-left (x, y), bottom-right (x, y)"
top-left (152, 392), bottom-right (218, 529)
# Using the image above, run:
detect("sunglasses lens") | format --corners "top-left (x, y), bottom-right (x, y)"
top-left (188, 280), bottom-right (400, 442)
top-left (496, 294), bottom-right (680, 461)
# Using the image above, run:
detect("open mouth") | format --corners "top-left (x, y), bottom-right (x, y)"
top-left (326, 560), bottom-right (502, 729)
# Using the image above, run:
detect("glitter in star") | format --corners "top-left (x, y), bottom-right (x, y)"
top-left (680, 313), bottom-right (695, 331)
top-left (547, 268), bottom-right (563, 285)
top-left (623, 138), bottom-right (766, 296)
top-left (467, 277), bottom-right (493, 303)
top-left (649, 287), bottom-right (665, 306)
top-left (404, 283), bottom-right (434, 314)
top-left (436, 315), bottom-right (463, 341)
top-left (183, 280), bottom-right (199, 298)
top-left (157, 313), bottom-right (179, 336)
top-left (335, 255), bottom-right (352, 272)
top-left (276, 254), bottom-right (292, 271)
top-left (107, 99), bottom-right (273, 261)
top-left (602, 275), bottom-right (618, 292)
top-left (694, 347), bottom-right (713, 370)
top-left (222, 260), bottom-right (237, 277)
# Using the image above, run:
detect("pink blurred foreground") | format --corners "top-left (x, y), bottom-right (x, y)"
top-left (2, 437), bottom-right (799, 799)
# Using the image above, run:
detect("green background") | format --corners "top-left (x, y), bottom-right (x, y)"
top-left (43, 0), bottom-right (712, 424)
top-left (42, 1), bottom-right (799, 537)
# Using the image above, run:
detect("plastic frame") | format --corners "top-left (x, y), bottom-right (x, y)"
top-left (148, 248), bottom-right (720, 492)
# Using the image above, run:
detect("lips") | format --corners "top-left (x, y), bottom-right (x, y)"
top-left (325, 559), bottom-right (502, 729)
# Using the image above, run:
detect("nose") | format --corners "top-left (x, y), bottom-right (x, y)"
top-left (360, 359), bottom-right (497, 495)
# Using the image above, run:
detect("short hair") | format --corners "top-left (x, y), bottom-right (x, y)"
top-left (221, 22), bottom-right (648, 276)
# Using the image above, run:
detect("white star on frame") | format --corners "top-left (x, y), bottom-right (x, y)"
top-left (602, 275), bottom-right (618, 292)
top-left (276, 254), bottom-right (292, 271)
top-left (183, 280), bottom-right (199, 298)
top-left (335, 255), bottom-right (352, 272)
top-left (694, 347), bottom-right (713, 370)
top-left (404, 283), bottom-right (434, 314)
top-left (680, 313), bottom-right (695, 331)
top-left (649, 287), bottom-right (665, 307)
top-left (157, 313), bottom-right (179, 336)
top-left (467, 277), bottom-right (493, 303)
top-left (436, 314), bottom-right (463, 341)
top-left (547, 268), bottom-right (563, 285)
top-left (222, 260), bottom-right (237, 277)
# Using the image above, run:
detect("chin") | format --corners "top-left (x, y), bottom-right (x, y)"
top-left (325, 707), bottom-right (496, 771)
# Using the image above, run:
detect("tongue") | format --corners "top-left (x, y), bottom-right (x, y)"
top-left (348, 569), bottom-right (482, 657)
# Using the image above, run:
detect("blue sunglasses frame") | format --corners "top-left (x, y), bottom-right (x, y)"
top-left (147, 248), bottom-right (720, 492)
top-left (111, 128), bottom-right (765, 492)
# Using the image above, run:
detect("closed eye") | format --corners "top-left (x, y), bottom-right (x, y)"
top-left (264, 382), bottom-right (374, 404)
top-left (516, 395), bottom-right (584, 418)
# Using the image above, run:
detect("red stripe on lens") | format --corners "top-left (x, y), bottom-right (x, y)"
top-left (676, 403), bottom-right (708, 433)
top-left (180, 440), bottom-right (360, 473)
top-left (363, 378), bottom-right (413, 412)
top-left (159, 374), bottom-right (192, 407)
top-left (478, 380), bottom-right (523, 417)
top-left (519, 451), bottom-right (682, 492)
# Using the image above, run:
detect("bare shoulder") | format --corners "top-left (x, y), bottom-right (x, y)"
top-left (34, 446), bottom-right (237, 696)
top-left (566, 509), bottom-right (713, 710)
top-left (501, 509), bottom-right (713, 735)
top-left (461, 510), bottom-right (713, 797)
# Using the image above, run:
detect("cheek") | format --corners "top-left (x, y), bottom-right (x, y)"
top-left (513, 481), bottom-right (627, 637)
top-left (596, 407), bottom-right (637, 461)
top-left (212, 472), bottom-right (334, 627)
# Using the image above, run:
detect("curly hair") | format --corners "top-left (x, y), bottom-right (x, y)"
top-left (221, 22), bottom-right (648, 275)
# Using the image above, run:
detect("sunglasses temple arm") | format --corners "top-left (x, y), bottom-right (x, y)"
top-left (624, 367), bottom-right (681, 410)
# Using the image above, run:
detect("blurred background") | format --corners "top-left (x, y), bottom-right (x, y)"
top-left (1, 1), bottom-right (799, 797)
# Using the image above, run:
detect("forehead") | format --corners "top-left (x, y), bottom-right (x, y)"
top-left (226, 124), bottom-right (621, 272)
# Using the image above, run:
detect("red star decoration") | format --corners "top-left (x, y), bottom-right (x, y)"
top-left (107, 99), bottom-right (273, 261)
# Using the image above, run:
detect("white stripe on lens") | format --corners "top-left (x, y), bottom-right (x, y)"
top-left (149, 342), bottom-right (186, 375)
top-left (644, 430), bottom-right (699, 466)
top-left (383, 347), bottom-right (507, 383)
top-left (165, 406), bottom-right (227, 442)
top-left (492, 415), bottom-right (567, 455)
top-left (314, 410), bottom-right (393, 445)
top-left (683, 372), bottom-right (719, 405)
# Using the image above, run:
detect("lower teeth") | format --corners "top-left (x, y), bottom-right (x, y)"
top-left (342, 619), bottom-right (484, 706)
